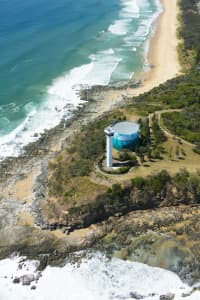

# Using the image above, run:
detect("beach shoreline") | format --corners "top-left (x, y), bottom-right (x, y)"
top-left (0, 0), bottom-right (182, 261)
top-left (1, 1), bottom-right (200, 296)
top-left (144, 0), bottom-right (181, 88)
top-left (76, 0), bottom-right (181, 108)
top-left (0, 0), bottom-right (180, 165)
top-left (105, 0), bottom-right (181, 98)
top-left (0, 0), bottom-right (181, 204)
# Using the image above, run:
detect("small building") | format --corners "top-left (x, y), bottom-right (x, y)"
top-left (104, 126), bottom-right (114, 168)
top-left (104, 121), bottom-right (140, 168)
top-left (112, 121), bottom-right (140, 150)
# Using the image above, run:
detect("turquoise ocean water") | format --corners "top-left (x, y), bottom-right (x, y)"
top-left (0, 0), bottom-right (162, 158)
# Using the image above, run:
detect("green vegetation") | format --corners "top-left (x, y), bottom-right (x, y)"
top-left (130, 70), bottom-right (200, 145)
top-left (123, 168), bottom-right (197, 207)
top-left (130, 0), bottom-right (200, 145)
top-left (131, 170), bottom-right (171, 194)
top-left (119, 151), bottom-right (137, 162)
top-left (135, 118), bottom-right (151, 161)
top-left (48, 0), bottom-right (200, 206)
top-left (177, 0), bottom-right (200, 70)
top-left (162, 109), bottom-right (200, 145)
top-left (151, 115), bottom-right (166, 144)
top-left (48, 111), bottom-right (126, 197)
top-left (135, 116), bottom-right (167, 161)
top-left (150, 116), bottom-right (167, 159)
top-left (64, 170), bottom-right (200, 230)
top-left (71, 112), bottom-right (125, 168)
top-left (129, 169), bottom-right (200, 208)
top-left (133, 71), bottom-right (200, 113)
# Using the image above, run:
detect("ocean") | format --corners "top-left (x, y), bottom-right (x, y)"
top-left (0, 0), bottom-right (162, 158)
top-left (0, 252), bottom-right (200, 299)
top-left (1, 2), bottom-right (199, 298)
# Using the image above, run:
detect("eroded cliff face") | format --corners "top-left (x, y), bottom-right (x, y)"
top-left (1, 179), bottom-right (200, 283)
top-left (1, 161), bottom-right (200, 284)
top-left (100, 206), bottom-right (200, 284)
top-left (40, 179), bottom-right (200, 233)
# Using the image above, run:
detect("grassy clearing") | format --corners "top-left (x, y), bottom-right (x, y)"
top-left (61, 176), bottom-right (107, 208)
top-left (95, 133), bottom-right (200, 184)
top-left (47, 0), bottom-right (200, 202)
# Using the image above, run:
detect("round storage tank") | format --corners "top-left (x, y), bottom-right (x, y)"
top-left (112, 121), bottom-right (140, 150)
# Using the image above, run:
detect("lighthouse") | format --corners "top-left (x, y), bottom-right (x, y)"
top-left (104, 126), bottom-right (114, 168)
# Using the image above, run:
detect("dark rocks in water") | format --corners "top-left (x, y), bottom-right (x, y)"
top-left (37, 255), bottom-right (49, 271)
top-left (21, 274), bottom-right (35, 286)
top-left (129, 292), bottom-right (144, 299)
top-left (31, 285), bottom-right (37, 290)
top-left (12, 269), bottom-right (41, 287)
top-left (35, 271), bottom-right (42, 281)
top-left (13, 277), bottom-right (20, 284)
top-left (160, 293), bottom-right (175, 300)
top-left (18, 263), bottom-right (23, 269)
top-left (181, 286), bottom-right (200, 297)
top-left (79, 80), bottom-right (141, 101)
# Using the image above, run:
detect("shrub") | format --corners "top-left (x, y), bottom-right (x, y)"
top-left (131, 177), bottom-right (146, 189)
top-left (119, 151), bottom-right (131, 161)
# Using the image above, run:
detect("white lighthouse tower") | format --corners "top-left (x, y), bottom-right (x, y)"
top-left (104, 126), bottom-right (114, 168)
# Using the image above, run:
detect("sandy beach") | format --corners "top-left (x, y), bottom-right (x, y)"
top-left (1, 2), bottom-right (200, 296)
top-left (0, 0), bottom-right (181, 205)
top-left (0, 0), bottom-right (182, 259)
top-left (0, 0), bottom-right (181, 192)
top-left (100, 0), bottom-right (181, 102)
top-left (141, 0), bottom-right (181, 91)
top-left (77, 0), bottom-right (181, 119)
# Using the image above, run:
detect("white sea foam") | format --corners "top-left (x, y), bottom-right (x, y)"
top-left (100, 49), bottom-right (115, 55)
top-left (0, 252), bottom-right (199, 300)
top-left (0, 65), bottom-right (87, 158)
top-left (0, 0), bottom-right (163, 159)
top-left (0, 49), bottom-right (120, 159)
top-left (108, 0), bottom-right (140, 36)
top-left (119, 0), bottom-right (140, 18)
top-left (141, 0), bottom-right (163, 71)
top-left (108, 0), bottom-right (163, 56)
top-left (0, 102), bottom-right (20, 113)
top-left (121, 0), bottom-right (163, 74)
top-left (109, 19), bottom-right (131, 36)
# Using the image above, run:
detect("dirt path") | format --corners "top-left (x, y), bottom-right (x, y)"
top-left (157, 110), bottom-right (195, 147)
top-left (92, 108), bottom-right (199, 184)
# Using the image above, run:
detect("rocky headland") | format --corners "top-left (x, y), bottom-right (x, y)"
top-left (0, 0), bottom-right (200, 290)
top-left (0, 108), bottom-right (200, 284)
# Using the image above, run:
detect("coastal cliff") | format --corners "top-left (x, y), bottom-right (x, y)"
top-left (0, 0), bottom-right (199, 290)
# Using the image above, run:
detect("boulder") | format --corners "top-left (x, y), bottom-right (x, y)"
top-left (21, 274), bottom-right (35, 286)
top-left (160, 293), bottom-right (174, 300)
top-left (130, 292), bottom-right (144, 299)
top-left (31, 285), bottom-right (37, 290)
top-left (13, 277), bottom-right (20, 284)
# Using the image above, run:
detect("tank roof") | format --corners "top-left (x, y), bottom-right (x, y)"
top-left (112, 121), bottom-right (139, 134)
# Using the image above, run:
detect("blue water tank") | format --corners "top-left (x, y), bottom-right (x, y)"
top-left (112, 121), bottom-right (140, 150)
